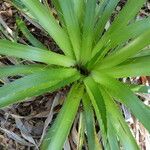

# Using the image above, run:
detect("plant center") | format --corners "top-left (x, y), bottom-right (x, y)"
top-left (76, 65), bottom-right (90, 76)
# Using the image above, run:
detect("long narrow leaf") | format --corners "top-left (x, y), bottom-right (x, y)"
top-left (101, 88), bottom-right (139, 150)
top-left (0, 64), bottom-right (47, 78)
top-left (110, 17), bottom-right (150, 48)
top-left (84, 77), bottom-right (107, 133)
top-left (11, 0), bottom-right (36, 20)
top-left (92, 0), bottom-right (147, 58)
top-left (51, 0), bottom-right (65, 25)
top-left (95, 29), bottom-right (150, 69)
top-left (16, 19), bottom-right (46, 49)
top-left (73, 0), bottom-right (85, 26)
top-left (82, 94), bottom-right (102, 150)
top-left (120, 55), bottom-right (150, 66)
top-left (51, 0), bottom-right (61, 12)
top-left (129, 84), bottom-right (150, 94)
top-left (107, 0), bottom-right (145, 34)
top-left (80, 0), bottom-right (96, 64)
top-left (20, 0), bottom-right (73, 57)
top-left (0, 40), bottom-right (75, 67)
top-left (92, 73), bottom-right (150, 132)
top-left (77, 112), bottom-right (85, 150)
top-left (95, 17), bottom-right (150, 59)
top-left (84, 77), bottom-right (108, 148)
top-left (94, 0), bottom-right (119, 40)
top-left (41, 83), bottom-right (84, 150)
top-left (0, 68), bottom-right (80, 108)
top-left (58, 0), bottom-right (81, 61)
top-left (95, 61), bottom-right (150, 78)
top-left (107, 120), bottom-right (120, 150)
top-left (132, 49), bottom-right (150, 58)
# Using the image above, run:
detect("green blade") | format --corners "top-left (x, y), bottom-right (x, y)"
top-left (73, 0), bottom-right (85, 26)
top-left (0, 68), bottom-right (80, 108)
top-left (95, 29), bottom-right (150, 69)
top-left (20, 0), bottom-right (73, 57)
top-left (0, 40), bottom-right (75, 67)
top-left (77, 112), bottom-right (85, 150)
top-left (120, 55), bottom-right (150, 66)
top-left (110, 17), bottom-right (150, 49)
top-left (84, 77), bottom-right (107, 133)
top-left (129, 84), bottom-right (150, 94)
top-left (16, 19), bottom-right (46, 49)
top-left (92, 0), bottom-right (146, 58)
top-left (51, 0), bottom-right (65, 26)
top-left (95, 59), bottom-right (150, 78)
top-left (10, 0), bottom-right (36, 20)
top-left (84, 77), bottom-right (108, 148)
top-left (41, 83), bottom-right (84, 150)
top-left (108, 0), bottom-right (145, 35)
top-left (58, 0), bottom-right (81, 61)
top-left (0, 64), bottom-right (48, 78)
top-left (92, 73), bottom-right (150, 132)
top-left (82, 94), bottom-right (102, 150)
top-left (94, 17), bottom-right (150, 60)
top-left (80, 0), bottom-right (96, 64)
top-left (101, 87), bottom-right (139, 150)
top-left (51, 0), bottom-right (61, 12)
top-left (132, 48), bottom-right (150, 58)
top-left (107, 120), bottom-right (120, 150)
top-left (94, 0), bottom-right (119, 41)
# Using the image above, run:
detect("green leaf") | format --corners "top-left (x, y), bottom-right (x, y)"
top-left (41, 83), bottom-right (84, 150)
top-left (82, 94), bottom-right (102, 150)
top-left (108, 0), bottom-right (145, 34)
top-left (0, 68), bottom-right (80, 108)
top-left (51, 0), bottom-right (60, 12)
top-left (96, 59), bottom-right (150, 78)
top-left (51, 0), bottom-right (65, 26)
top-left (95, 17), bottom-right (150, 60)
top-left (77, 112), bottom-right (85, 150)
top-left (0, 40), bottom-right (75, 67)
top-left (84, 77), bottom-right (108, 148)
top-left (107, 120), bottom-right (120, 150)
top-left (80, 0), bottom-right (96, 64)
top-left (92, 72), bottom-right (150, 132)
top-left (16, 19), bottom-right (46, 49)
top-left (101, 87), bottom-right (139, 150)
top-left (129, 84), bottom-right (150, 94)
top-left (94, 0), bottom-right (119, 41)
top-left (73, 0), bottom-right (85, 26)
top-left (110, 17), bottom-right (150, 49)
top-left (86, 43), bottom-right (109, 70)
top-left (58, 0), bottom-right (81, 61)
top-left (0, 64), bottom-right (48, 78)
top-left (20, 0), bottom-right (73, 57)
top-left (95, 29), bottom-right (150, 69)
top-left (10, 0), bottom-right (36, 20)
top-left (133, 48), bottom-right (150, 58)
top-left (92, 0), bottom-right (146, 58)
top-left (120, 55), bottom-right (150, 66)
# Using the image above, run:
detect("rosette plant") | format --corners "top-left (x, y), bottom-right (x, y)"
top-left (0, 0), bottom-right (150, 149)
